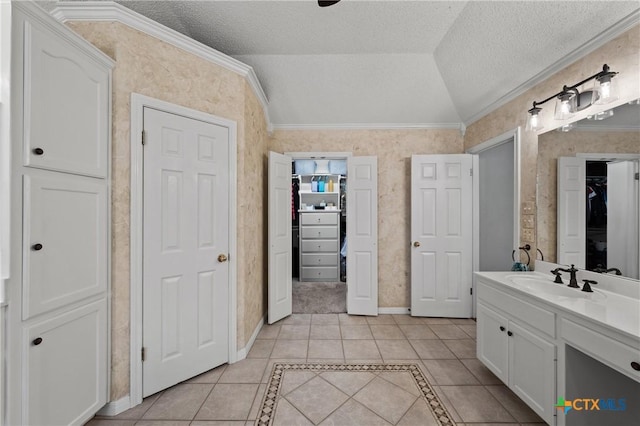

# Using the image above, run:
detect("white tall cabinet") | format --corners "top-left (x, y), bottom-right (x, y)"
top-left (7, 3), bottom-right (113, 425)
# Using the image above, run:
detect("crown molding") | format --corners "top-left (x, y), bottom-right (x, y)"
top-left (50, 1), bottom-right (271, 127)
top-left (464, 9), bottom-right (640, 126)
top-left (272, 122), bottom-right (465, 131)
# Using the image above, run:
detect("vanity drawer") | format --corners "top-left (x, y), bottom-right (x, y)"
top-left (301, 240), bottom-right (338, 253)
top-left (301, 213), bottom-right (338, 225)
top-left (478, 282), bottom-right (555, 338)
top-left (301, 253), bottom-right (338, 267)
top-left (301, 226), bottom-right (338, 239)
top-left (562, 319), bottom-right (640, 383)
top-left (301, 267), bottom-right (338, 281)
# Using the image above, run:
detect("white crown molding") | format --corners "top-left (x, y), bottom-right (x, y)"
top-left (50, 1), bottom-right (271, 127)
top-left (464, 9), bottom-right (640, 126)
top-left (272, 122), bottom-right (465, 131)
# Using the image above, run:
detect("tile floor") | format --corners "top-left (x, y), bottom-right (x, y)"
top-left (86, 314), bottom-right (545, 426)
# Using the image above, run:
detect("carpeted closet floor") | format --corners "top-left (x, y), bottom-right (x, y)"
top-left (292, 279), bottom-right (347, 313)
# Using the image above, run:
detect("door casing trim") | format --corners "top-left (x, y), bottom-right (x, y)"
top-left (129, 93), bottom-right (238, 407)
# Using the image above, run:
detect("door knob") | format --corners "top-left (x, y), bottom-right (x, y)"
top-left (413, 241), bottom-right (421, 247)
top-left (217, 254), bottom-right (228, 263)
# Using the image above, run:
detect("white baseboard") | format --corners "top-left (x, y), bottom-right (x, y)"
top-left (378, 307), bottom-right (410, 315)
top-left (235, 315), bottom-right (265, 362)
top-left (97, 394), bottom-right (131, 416)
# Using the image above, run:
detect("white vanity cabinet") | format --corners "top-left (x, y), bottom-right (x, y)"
top-left (7, 3), bottom-right (113, 425)
top-left (477, 282), bottom-right (556, 425)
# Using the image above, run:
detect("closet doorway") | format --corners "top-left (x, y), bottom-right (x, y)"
top-left (268, 152), bottom-right (378, 324)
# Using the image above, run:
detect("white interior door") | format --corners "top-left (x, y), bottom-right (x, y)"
top-left (411, 155), bottom-right (473, 318)
top-left (268, 151), bottom-right (292, 324)
top-left (557, 157), bottom-right (586, 268)
top-left (607, 160), bottom-right (639, 279)
top-left (143, 107), bottom-right (229, 397)
top-left (346, 156), bottom-right (378, 316)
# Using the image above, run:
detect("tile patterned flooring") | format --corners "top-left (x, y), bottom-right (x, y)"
top-left (87, 314), bottom-right (545, 426)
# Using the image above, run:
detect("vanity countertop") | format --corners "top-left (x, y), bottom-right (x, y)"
top-left (475, 270), bottom-right (640, 343)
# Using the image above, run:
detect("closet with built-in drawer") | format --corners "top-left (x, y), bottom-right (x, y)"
top-left (7, 3), bottom-right (113, 425)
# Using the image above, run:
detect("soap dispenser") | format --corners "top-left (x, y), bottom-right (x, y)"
top-left (318, 177), bottom-right (325, 192)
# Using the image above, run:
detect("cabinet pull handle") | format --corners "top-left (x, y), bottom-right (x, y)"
top-left (499, 326), bottom-right (505, 332)
top-left (32, 337), bottom-right (43, 346)
top-left (631, 361), bottom-right (640, 371)
top-left (33, 148), bottom-right (44, 156)
top-left (32, 243), bottom-right (43, 251)
top-left (507, 331), bottom-right (513, 337)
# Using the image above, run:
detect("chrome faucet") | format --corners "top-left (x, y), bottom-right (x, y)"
top-left (557, 264), bottom-right (579, 288)
top-left (592, 266), bottom-right (622, 275)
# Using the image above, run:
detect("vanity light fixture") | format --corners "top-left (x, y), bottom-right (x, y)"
top-left (525, 64), bottom-right (618, 132)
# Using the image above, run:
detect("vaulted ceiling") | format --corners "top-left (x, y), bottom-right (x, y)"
top-left (88, 1), bottom-right (640, 127)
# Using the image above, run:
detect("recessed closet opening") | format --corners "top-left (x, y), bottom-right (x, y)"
top-left (289, 153), bottom-right (349, 314)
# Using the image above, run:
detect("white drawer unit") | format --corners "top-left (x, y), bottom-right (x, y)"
top-left (299, 211), bottom-right (340, 282)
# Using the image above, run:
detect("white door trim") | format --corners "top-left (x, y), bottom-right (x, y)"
top-left (467, 127), bottom-right (521, 317)
top-left (129, 93), bottom-right (237, 407)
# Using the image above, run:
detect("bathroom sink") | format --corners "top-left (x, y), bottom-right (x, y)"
top-left (507, 275), bottom-right (606, 301)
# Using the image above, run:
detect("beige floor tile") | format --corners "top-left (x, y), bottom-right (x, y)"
top-left (142, 384), bottom-right (213, 420)
top-left (486, 385), bottom-right (545, 423)
top-left (458, 324), bottom-right (477, 339)
top-left (194, 383), bottom-right (258, 420)
top-left (218, 358), bottom-right (268, 384)
top-left (247, 339), bottom-right (275, 358)
top-left (377, 340), bottom-right (419, 360)
top-left (379, 371), bottom-right (421, 396)
top-left (319, 371), bottom-right (376, 396)
top-left (310, 324), bottom-right (341, 339)
top-left (271, 398), bottom-right (313, 426)
top-left (307, 339), bottom-right (344, 359)
top-left (353, 376), bottom-right (418, 424)
top-left (460, 359), bottom-right (502, 385)
top-left (84, 420), bottom-right (136, 426)
top-left (261, 359), bottom-right (302, 383)
top-left (247, 383), bottom-right (267, 420)
top-left (285, 376), bottom-right (349, 423)
top-left (338, 313), bottom-right (368, 325)
top-left (343, 340), bottom-right (382, 360)
top-left (443, 339), bottom-right (477, 358)
top-left (450, 318), bottom-right (476, 325)
top-left (306, 358), bottom-right (346, 363)
top-left (429, 324), bottom-right (470, 339)
top-left (366, 315), bottom-right (396, 325)
top-left (191, 421), bottom-right (248, 426)
top-left (422, 318), bottom-right (453, 325)
top-left (311, 313), bottom-right (340, 324)
top-left (278, 325), bottom-right (310, 339)
top-left (256, 324), bottom-right (280, 339)
top-left (270, 340), bottom-right (308, 359)
top-left (370, 324), bottom-right (405, 339)
top-left (135, 421), bottom-right (190, 426)
top-left (319, 399), bottom-right (391, 426)
top-left (95, 392), bottom-right (162, 419)
top-left (422, 359), bottom-right (480, 385)
top-left (432, 385), bottom-right (463, 423)
top-left (392, 314), bottom-right (425, 325)
top-left (397, 398), bottom-right (441, 426)
top-left (282, 314), bottom-right (312, 325)
top-left (399, 324), bottom-right (438, 339)
top-left (188, 365), bottom-right (228, 384)
top-left (439, 385), bottom-right (516, 423)
top-left (280, 371), bottom-right (317, 395)
top-left (409, 339), bottom-right (456, 359)
top-left (340, 324), bottom-right (374, 339)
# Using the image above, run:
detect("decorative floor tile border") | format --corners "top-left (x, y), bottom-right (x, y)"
top-left (256, 363), bottom-right (457, 426)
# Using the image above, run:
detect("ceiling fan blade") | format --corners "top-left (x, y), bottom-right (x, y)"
top-left (318, 1), bottom-right (341, 7)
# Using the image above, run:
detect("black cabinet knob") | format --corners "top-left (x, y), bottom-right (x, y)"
top-left (32, 337), bottom-right (43, 346)
top-left (631, 361), bottom-right (640, 371)
top-left (499, 326), bottom-right (505, 332)
top-left (32, 243), bottom-right (43, 251)
top-left (32, 148), bottom-right (44, 156)
top-left (507, 331), bottom-right (513, 337)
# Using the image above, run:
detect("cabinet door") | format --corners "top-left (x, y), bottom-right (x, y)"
top-left (22, 175), bottom-right (107, 319)
top-left (24, 299), bottom-right (107, 426)
top-left (508, 321), bottom-right (555, 424)
top-left (22, 18), bottom-right (109, 177)
top-left (476, 303), bottom-right (508, 383)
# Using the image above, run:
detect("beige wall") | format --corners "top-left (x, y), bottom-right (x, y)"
top-left (464, 25), bottom-right (640, 264)
top-left (67, 22), bottom-right (269, 400)
top-left (269, 129), bottom-right (464, 307)
top-left (537, 130), bottom-right (639, 263)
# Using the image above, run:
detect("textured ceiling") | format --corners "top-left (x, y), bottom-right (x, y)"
top-left (99, 1), bottom-right (640, 127)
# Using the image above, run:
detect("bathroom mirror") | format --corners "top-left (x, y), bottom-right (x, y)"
top-left (537, 101), bottom-right (640, 279)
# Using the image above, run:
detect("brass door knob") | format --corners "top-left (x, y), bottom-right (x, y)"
top-left (217, 254), bottom-right (228, 263)
top-left (413, 241), bottom-right (421, 247)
